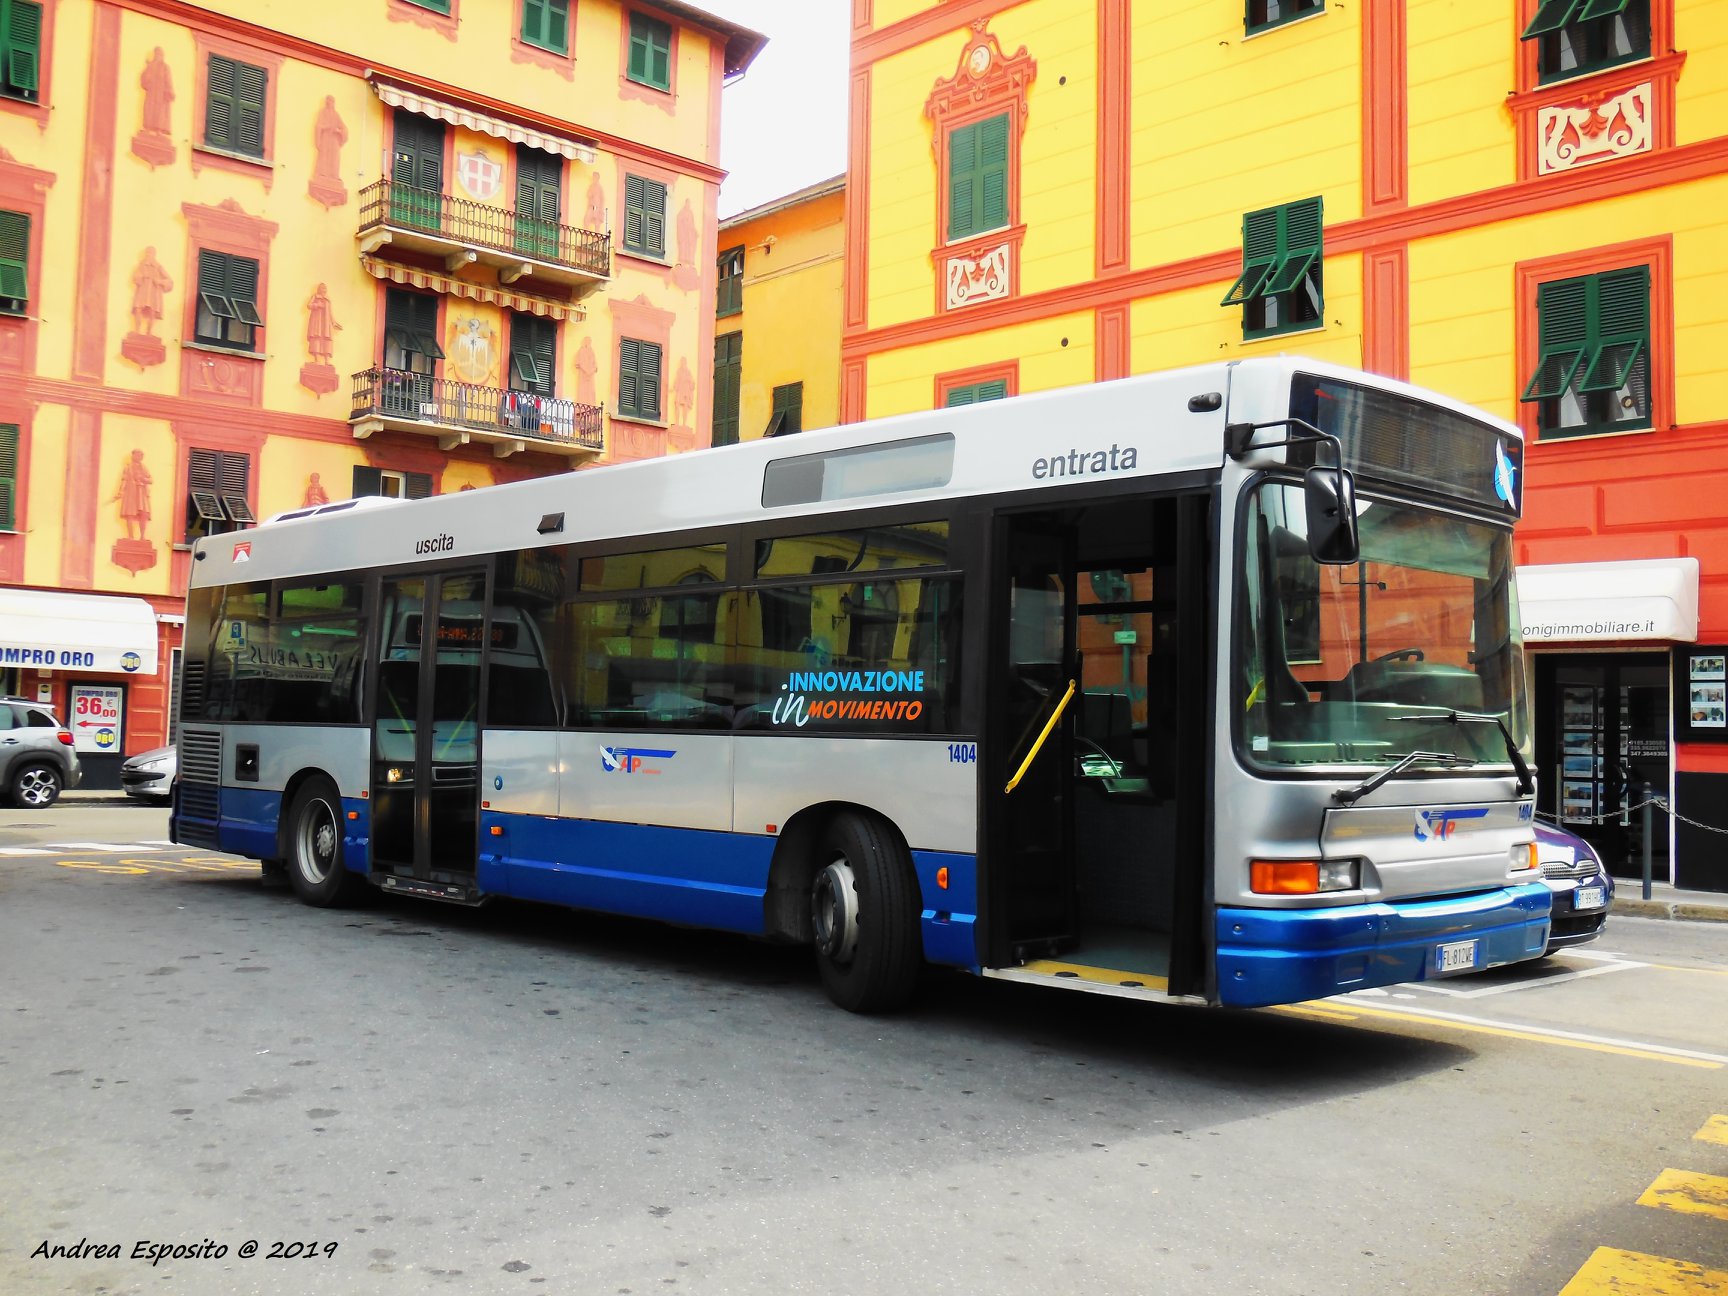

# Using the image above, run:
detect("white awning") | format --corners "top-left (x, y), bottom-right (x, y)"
top-left (0, 588), bottom-right (161, 674)
top-left (1517, 558), bottom-right (1699, 644)
top-left (369, 78), bottom-right (597, 164)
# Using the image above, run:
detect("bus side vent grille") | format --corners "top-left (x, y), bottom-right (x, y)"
top-left (177, 783), bottom-right (220, 829)
top-left (179, 730), bottom-right (222, 785)
top-left (180, 662), bottom-right (206, 722)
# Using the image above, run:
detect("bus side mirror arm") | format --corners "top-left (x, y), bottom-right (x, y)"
top-left (1224, 419), bottom-right (1360, 565)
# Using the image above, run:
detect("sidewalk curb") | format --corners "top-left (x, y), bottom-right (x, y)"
top-left (1611, 898), bottom-right (1728, 923)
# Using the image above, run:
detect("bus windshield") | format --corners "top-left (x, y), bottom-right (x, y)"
top-left (1237, 479), bottom-right (1526, 770)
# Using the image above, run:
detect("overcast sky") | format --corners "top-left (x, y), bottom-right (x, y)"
top-left (708, 1), bottom-right (851, 218)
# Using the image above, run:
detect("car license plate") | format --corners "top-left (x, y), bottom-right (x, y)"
top-left (1434, 938), bottom-right (1481, 975)
top-left (1574, 885), bottom-right (1605, 911)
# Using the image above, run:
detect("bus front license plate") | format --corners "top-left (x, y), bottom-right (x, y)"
top-left (1434, 939), bottom-right (1481, 975)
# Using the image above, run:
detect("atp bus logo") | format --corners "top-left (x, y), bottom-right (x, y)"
top-left (1414, 806), bottom-right (1490, 842)
top-left (600, 746), bottom-right (676, 775)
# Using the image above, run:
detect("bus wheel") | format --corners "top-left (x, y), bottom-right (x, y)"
top-left (285, 778), bottom-right (364, 908)
top-left (811, 812), bottom-right (920, 1013)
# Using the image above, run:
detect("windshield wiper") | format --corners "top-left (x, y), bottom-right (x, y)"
top-left (1391, 710), bottom-right (1535, 797)
top-left (1333, 750), bottom-right (1476, 805)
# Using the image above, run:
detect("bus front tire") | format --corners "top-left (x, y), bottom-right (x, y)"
top-left (811, 812), bottom-right (921, 1013)
top-left (285, 778), bottom-right (365, 908)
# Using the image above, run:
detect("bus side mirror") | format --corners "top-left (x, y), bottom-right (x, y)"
top-left (1304, 465), bottom-right (1359, 565)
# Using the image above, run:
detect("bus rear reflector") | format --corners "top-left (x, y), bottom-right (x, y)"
top-left (1250, 860), bottom-right (1320, 895)
top-left (936, 866), bottom-right (949, 890)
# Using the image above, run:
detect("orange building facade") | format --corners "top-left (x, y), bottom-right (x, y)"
top-left (843, 1), bottom-right (1728, 889)
top-left (0, 0), bottom-right (761, 789)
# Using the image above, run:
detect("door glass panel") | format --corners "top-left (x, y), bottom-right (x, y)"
top-left (428, 573), bottom-right (483, 872)
top-left (373, 576), bottom-right (425, 866)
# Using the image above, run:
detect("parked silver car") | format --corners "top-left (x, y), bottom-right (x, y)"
top-left (0, 698), bottom-right (82, 809)
top-left (120, 744), bottom-right (177, 804)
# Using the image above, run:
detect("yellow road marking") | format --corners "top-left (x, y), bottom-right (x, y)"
top-left (1637, 1169), bottom-right (1728, 1222)
top-left (54, 861), bottom-right (150, 875)
top-left (1638, 962), bottom-right (1728, 978)
top-left (1274, 1003), bottom-right (1360, 1023)
top-left (1697, 1115), bottom-right (1728, 1148)
top-left (1559, 1247), bottom-right (1728, 1295)
top-left (54, 855), bottom-right (252, 876)
top-left (1293, 1001), bottom-right (1724, 1069)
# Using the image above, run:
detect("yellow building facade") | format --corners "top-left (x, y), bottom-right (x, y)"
top-left (844, 1), bottom-right (1728, 888)
top-left (0, 0), bottom-right (761, 784)
top-left (712, 175), bottom-right (845, 445)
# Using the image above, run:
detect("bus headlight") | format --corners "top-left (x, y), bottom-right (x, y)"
top-left (1509, 842), bottom-right (1539, 873)
top-left (1250, 858), bottom-right (1359, 895)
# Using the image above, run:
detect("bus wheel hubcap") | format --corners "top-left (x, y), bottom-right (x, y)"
top-left (299, 801), bottom-right (336, 883)
top-left (812, 859), bottom-right (861, 966)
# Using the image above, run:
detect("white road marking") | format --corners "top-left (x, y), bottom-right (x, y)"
top-left (44, 842), bottom-right (168, 853)
top-left (1392, 958), bottom-right (1647, 998)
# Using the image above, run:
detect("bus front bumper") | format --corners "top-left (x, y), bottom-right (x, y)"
top-left (1214, 882), bottom-right (1552, 1008)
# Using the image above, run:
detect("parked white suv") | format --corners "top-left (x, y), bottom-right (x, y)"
top-left (0, 698), bottom-right (82, 808)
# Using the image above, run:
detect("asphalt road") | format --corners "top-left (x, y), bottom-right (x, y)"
top-left (2, 805), bottom-right (1725, 1296)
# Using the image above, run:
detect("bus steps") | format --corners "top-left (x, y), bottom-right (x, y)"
top-left (374, 873), bottom-right (486, 906)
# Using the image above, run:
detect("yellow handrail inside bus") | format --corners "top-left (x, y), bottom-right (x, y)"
top-left (1004, 678), bottom-right (1077, 795)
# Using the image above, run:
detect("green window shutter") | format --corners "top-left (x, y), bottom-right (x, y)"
top-left (624, 175), bottom-right (665, 256)
top-left (233, 62), bottom-right (266, 157)
top-left (510, 313), bottom-right (556, 396)
top-left (352, 465), bottom-right (383, 498)
top-left (1221, 207), bottom-right (1281, 306)
top-left (978, 114), bottom-right (1009, 232)
top-left (3, 0), bottom-right (42, 98)
top-left (1522, 277), bottom-right (1591, 401)
top-left (629, 14), bottom-right (672, 89)
top-left (618, 338), bottom-right (663, 419)
top-left (1575, 0), bottom-right (1633, 19)
top-left (716, 246), bottom-right (743, 316)
top-left (618, 337), bottom-right (641, 416)
top-left (0, 209), bottom-right (27, 305)
top-left (947, 121), bottom-right (977, 241)
top-left (977, 379), bottom-right (1007, 402)
top-left (1262, 197), bottom-right (1322, 295)
top-left (944, 380), bottom-right (1007, 407)
top-left (0, 424), bottom-right (18, 532)
top-left (405, 472), bottom-right (433, 500)
top-left (771, 382), bottom-right (804, 435)
top-left (712, 332), bottom-right (741, 446)
top-left (639, 341), bottom-right (661, 419)
top-left (524, 0), bottom-right (569, 53)
top-left (1577, 266), bottom-right (1649, 393)
top-left (206, 55), bottom-right (236, 150)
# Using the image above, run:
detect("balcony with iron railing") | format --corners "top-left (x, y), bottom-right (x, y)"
top-left (349, 366), bottom-right (605, 460)
top-left (356, 178), bottom-right (611, 294)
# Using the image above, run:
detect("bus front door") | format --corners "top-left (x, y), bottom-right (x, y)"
top-left (370, 570), bottom-right (485, 892)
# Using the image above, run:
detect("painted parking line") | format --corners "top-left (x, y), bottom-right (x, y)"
top-left (1558, 1247), bottom-right (1728, 1295)
top-left (1380, 957), bottom-right (1647, 999)
top-left (1294, 998), bottom-right (1728, 1069)
top-left (1637, 1169), bottom-right (1728, 1223)
top-left (1698, 1115), bottom-right (1728, 1148)
top-left (45, 841), bottom-right (168, 853)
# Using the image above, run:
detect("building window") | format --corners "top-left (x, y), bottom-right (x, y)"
top-left (194, 250), bottom-right (263, 352)
top-left (0, 423), bottom-right (17, 532)
top-left (353, 466), bottom-right (432, 499)
top-left (627, 12), bottom-right (672, 91)
top-left (186, 448), bottom-right (255, 542)
top-left (623, 174), bottom-right (667, 258)
top-left (1246, 0), bottom-right (1323, 35)
top-left (766, 382), bottom-right (802, 436)
top-left (944, 380), bottom-right (1007, 406)
top-left (617, 337), bottom-right (662, 421)
top-left (1522, 0), bottom-right (1650, 85)
top-left (204, 54), bottom-right (267, 158)
top-left (1222, 198), bottom-right (1323, 339)
top-left (946, 113), bottom-right (1009, 243)
top-left (712, 331), bottom-right (740, 447)
top-left (0, 0), bottom-right (41, 103)
top-left (521, 0), bottom-right (570, 56)
top-left (515, 147), bottom-right (562, 260)
top-left (509, 311), bottom-right (556, 398)
top-left (407, 0), bottom-right (450, 10)
top-left (0, 209), bottom-right (27, 315)
top-left (717, 245), bottom-right (744, 317)
top-left (1520, 265), bottom-right (1650, 439)
top-left (383, 288), bottom-right (442, 376)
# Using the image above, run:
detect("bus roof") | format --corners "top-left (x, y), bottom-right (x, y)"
top-left (191, 357), bottom-right (1516, 587)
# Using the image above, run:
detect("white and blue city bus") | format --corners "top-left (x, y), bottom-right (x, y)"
top-left (172, 356), bottom-right (1551, 1013)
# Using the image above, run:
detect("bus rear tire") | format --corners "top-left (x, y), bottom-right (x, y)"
top-left (811, 811), bottom-right (921, 1013)
top-left (285, 777), bottom-right (365, 908)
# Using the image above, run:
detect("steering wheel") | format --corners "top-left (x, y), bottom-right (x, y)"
top-left (1372, 648), bottom-right (1425, 664)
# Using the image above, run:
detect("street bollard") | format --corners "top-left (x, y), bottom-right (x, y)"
top-left (1641, 783), bottom-right (1653, 902)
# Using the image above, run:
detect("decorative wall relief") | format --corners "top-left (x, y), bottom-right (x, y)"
top-left (299, 282), bottom-right (342, 396)
top-left (308, 97), bottom-right (349, 208)
top-left (455, 148), bottom-right (504, 203)
top-left (583, 174), bottom-right (606, 234)
top-left (1537, 82), bottom-right (1653, 175)
top-left (447, 314), bottom-right (498, 386)
top-left (671, 355), bottom-right (695, 435)
top-left (573, 335), bottom-right (598, 408)
top-left (109, 449), bottom-right (157, 575)
top-left (672, 198), bottom-right (700, 291)
top-left (944, 241), bottom-right (1013, 310)
top-left (131, 48), bottom-right (176, 168)
top-left (303, 473), bottom-right (330, 507)
top-left (121, 247), bottom-right (172, 369)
